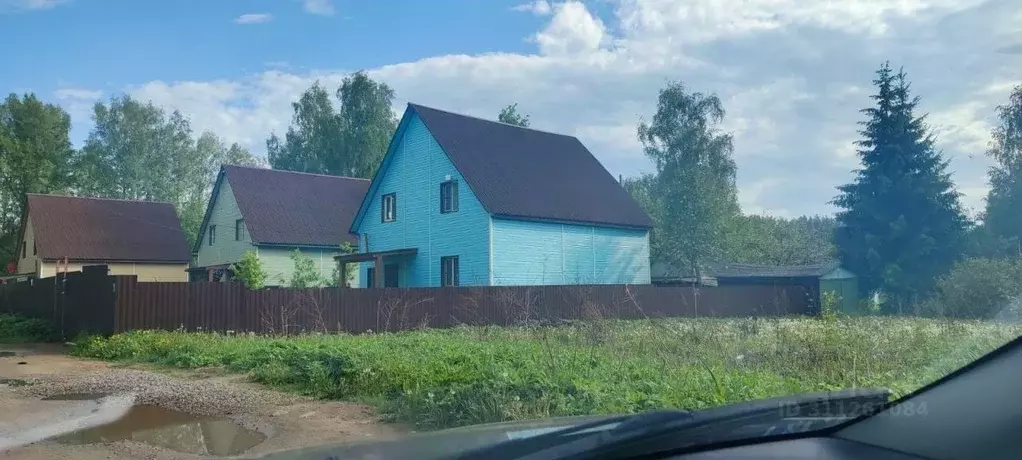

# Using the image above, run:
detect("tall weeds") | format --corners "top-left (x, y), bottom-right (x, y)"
top-left (70, 314), bottom-right (1022, 430)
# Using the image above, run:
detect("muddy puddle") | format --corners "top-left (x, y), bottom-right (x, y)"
top-left (50, 400), bottom-right (267, 456)
top-left (42, 393), bottom-right (109, 401)
top-left (0, 351), bottom-right (17, 357)
top-left (0, 378), bottom-right (31, 387)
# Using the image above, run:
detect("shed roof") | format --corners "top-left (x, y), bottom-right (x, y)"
top-left (23, 194), bottom-right (190, 263)
top-left (402, 104), bottom-right (653, 229)
top-left (213, 165), bottom-right (370, 248)
top-left (713, 262), bottom-right (846, 279)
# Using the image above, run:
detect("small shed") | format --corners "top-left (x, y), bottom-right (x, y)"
top-left (713, 263), bottom-right (859, 313)
top-left (650, 261), bottom-right (718, 286)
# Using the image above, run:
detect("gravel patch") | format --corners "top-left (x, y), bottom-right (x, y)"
top-left (16, 368), bottom-right (298, 417)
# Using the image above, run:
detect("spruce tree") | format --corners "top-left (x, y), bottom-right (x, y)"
top-left (833, 63), bottom-right (970, 310)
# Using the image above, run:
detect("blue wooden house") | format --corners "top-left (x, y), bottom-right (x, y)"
top-left (339, 104), bottom-right (653, 288)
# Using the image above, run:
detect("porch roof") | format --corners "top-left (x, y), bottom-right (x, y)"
top-left (334, 248), bottom-right (418, 263)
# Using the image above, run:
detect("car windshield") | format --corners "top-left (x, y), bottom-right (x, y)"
top-left (1, 0), bottom-right (1021, 459)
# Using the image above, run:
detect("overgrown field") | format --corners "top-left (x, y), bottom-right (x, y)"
top-left (70, 316), bottom-right (1021, 430)
top-left (0, 314), bottom-right (52, 343)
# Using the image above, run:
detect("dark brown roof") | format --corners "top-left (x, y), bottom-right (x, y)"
top-left (407, 104), bottom-right (653, 229)
top-left (713, 263), bottom-right (845, 279)
top-left (220, 165), bottom-right (369, 247)
top-left (25, 194), bottom-right (190, 263)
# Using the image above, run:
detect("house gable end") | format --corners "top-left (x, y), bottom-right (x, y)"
top-left (194, 170), bottom-right (253, 268)
top-left (355, 111), bottom-right (491, 287)
top-left (192, 167), bottom-right (230, 254)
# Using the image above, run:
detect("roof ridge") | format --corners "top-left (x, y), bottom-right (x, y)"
top-left (408, 102), bottom-right (581, 140)
top-left (224, 164), bottom-right (370, 181)
top-left (27, 193), bottom-right (176, 206)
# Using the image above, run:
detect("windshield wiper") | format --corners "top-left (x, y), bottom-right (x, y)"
top-left (452, 388), bottom-right (890, 460)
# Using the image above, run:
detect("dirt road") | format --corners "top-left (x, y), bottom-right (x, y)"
top-left (0, 344), bottom-right (405, 459)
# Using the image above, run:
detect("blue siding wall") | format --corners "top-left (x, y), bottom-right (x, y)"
top-left (490, 218), bottom-right (651, 285)
top-left (356, 114), bottom-right (491, 287)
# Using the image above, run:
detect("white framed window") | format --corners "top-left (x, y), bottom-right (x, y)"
top-left (381, 193), bottom-right (397, 222)
top-left (441, 256), bottom-right (459, 287)
top-left (208, 225), bottom-right (216, 246)
top-left (235, 218), bottom-right (245, 241)
top-left (440, 180), bottom-right (459, 214)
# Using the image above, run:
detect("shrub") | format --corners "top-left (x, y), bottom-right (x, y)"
top-left (923, 257), bottom-right (1022, 319)
top-left (287, 249), bottom-right (320, 288)
top-left (0, 314), bottom-right (53, 343)
top-left (230, 250), bottom-right (268, 289)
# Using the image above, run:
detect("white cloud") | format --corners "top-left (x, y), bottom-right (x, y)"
top-left (303, 0), bottom-right (334, 16)
top-left (614, 0), bottom-right (985, 44)
top-left (512, 0), bottom-right (552, 16)
top-left (0, 0), bottom-right (66, 12)
top-left (59, 0), bottom-right (1021, 217)
top-left (534, 1), bottom-right (608, 56)
top-left (234, 13), bottom-right (273, 24)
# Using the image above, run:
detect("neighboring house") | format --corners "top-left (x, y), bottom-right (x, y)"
top-left (710, 263), bottom-right (859, 313)
top-left (340, 104), bottom-right (653, 288)
top-left (14, 194), bottom-right (190, 281)
top-left (191, 165), bottom-right (369, 286)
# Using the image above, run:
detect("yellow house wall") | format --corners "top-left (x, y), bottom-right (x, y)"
top-left (39, 261), bottom-right (188, 282)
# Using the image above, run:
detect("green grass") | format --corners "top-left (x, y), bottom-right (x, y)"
top-left (0, 314), bottom-right (53, 343)
top-left (70, 316), bottom-right (1021, 430)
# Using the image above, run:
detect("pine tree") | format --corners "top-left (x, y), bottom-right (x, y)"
top-left (833, 63), bottom-right (970, 310)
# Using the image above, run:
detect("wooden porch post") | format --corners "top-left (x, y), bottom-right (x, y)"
top-left (339, 261), bottom-right (347, 288)
top-left (374, 255), bottom-right (384, 288)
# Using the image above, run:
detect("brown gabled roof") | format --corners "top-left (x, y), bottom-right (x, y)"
top-left (24, 194), bottom-right (190, 263)
top-left (208, 165), bottom-right (369, 249)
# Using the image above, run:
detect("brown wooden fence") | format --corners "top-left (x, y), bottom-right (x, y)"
top-left (0, 265), bottom-right (814, 338)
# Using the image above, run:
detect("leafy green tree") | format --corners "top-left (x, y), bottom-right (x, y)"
top-left (75, 95), bottom-right (257, 247)
top-left (76, 95), bottom-right (195, 203)
top-left (637, 81), bottom-right (741, 278)
top-left (982, 84), bottom-right (1022, 257)
top-left (498, 103), bottom-right (530, 127)
top-left (833, 63), bottom-right (970, 308)
top-left (267, 71), bottom-right (396, 178)
top-left (731, 215), bottom-right (837, 265)
top-left (0, 93), bottom-right (75, 264)
top-left (287, 249), bottom-right (321, 288)
top-left (622, 173), bottom-right (667, 262)
top-left (230, 250), bottom-right (268, 289)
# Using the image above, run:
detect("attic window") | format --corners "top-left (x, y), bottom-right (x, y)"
top-left (381, 193), bottom-right (397, 223)
top-left (440, 180), bottom-right (459, 214)
top-left (22, 241), bottom-right (26, 259)
top-left (235, 219), bottom-right (245, 241)
top-left (33, 242), bottom-right (36, 256)
top-left (209, 225), bottom-right (217, 246)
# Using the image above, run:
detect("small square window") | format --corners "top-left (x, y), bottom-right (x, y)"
top-left (235, 219), bottom-right (245, 241)
top-left (209, 225), bottom-right (217, 246)
top-left (440, 180), bottom-right (459, 214)
top-left (441, 256), bottom-right (459, 287)
top-left (381, 193), bottom-right (397, 222)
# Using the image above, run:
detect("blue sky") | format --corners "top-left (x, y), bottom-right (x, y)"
top-left (1, 0), bottom-right (1020, 217)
